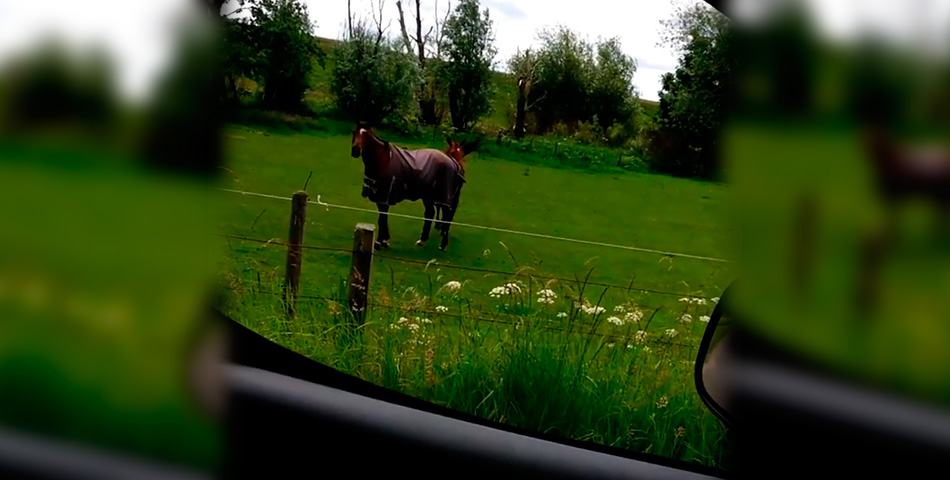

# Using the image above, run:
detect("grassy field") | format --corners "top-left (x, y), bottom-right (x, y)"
top-left (213, 122), bottom-right (737, 469)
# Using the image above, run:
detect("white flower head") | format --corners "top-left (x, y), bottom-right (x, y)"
top-left (607, 316), bottom-right (624, 326)
top-left (435, 305), bottom-right (449, 313)
top-left (614, 305), bottom-right (626, 313)
top-left (556, 312), bottom-right (568, 318)
top-left (712, 297), bottom-right (720, 303)
top-left (607, 342), bottom-right (615, 348)
top-left (624, 310), bottom-right (644, 323)
top-left (635, 330), bottom-right (648, 343)
top-left (444, 281), bottom-right (462, 291)
top-left (665, 328), bottom-right (678, 338)
top-left (700, 315), bottom-right (711, 323)
top-left (679, 313), bottom-right (693, 324)
top-left (398, 317), bottom-right (409, 324)
top-left (421, 318), bottom-right (432, 324)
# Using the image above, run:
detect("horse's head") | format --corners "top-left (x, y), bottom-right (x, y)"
top-left (351, 122), bottom-right (373, 159)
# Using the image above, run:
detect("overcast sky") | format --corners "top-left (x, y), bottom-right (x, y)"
top-left (1, 0), bottom-right (948, 105)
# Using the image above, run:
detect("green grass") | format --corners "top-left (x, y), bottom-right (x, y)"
top-left (213, 124), bottom-right (737, 470)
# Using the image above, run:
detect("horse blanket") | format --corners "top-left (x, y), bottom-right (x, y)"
top-left (362, 144), bottom-right (465, 208)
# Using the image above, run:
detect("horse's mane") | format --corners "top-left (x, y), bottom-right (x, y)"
top-left (357, 122), bottom-right (390, 150)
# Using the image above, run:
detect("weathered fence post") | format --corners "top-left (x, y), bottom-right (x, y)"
top-left (283, 190), bottom-right (308, 319)
top-left (347, 223), bottom-right (376, 325)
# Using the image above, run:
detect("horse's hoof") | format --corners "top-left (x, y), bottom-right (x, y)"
top-left (415, 239), bottom-right (425, 247)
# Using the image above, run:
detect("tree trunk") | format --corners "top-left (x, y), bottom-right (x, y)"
top-left (515, 75), bottom-right (527, 139)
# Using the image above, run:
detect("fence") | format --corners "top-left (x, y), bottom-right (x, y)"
top-left (217, 188), bottom-right (728, 350)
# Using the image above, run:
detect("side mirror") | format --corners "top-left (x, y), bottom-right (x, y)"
top-left (695, 283), bottom-right (738, 430)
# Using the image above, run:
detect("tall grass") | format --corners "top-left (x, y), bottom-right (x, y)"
top-left (221, 270), bottom-right (734, 470)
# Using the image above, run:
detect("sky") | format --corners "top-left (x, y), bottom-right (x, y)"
top-left (1, 0), bottom-right (948, 105)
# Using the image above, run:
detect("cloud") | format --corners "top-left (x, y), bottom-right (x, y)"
top-left (481, 0), bottom-right (528, 21)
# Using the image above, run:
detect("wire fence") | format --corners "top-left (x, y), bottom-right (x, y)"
top-left (215, 185), bottom-right (724, 351)
top-left (217, 233), bottom-right (718, 301)
top-left (217, 187), bottom-right (735, 264)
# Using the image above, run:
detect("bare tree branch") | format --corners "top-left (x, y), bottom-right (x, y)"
top-left (433, 0), bottom-right (452, 59)
top-left (414, 0), bottom-right (425, 66)
top-left (348, 0), bottom-right (354, 39)
top-left (396, 1), bottom-right (413, 56)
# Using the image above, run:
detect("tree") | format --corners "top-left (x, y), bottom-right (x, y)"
top-left (439, 0), bottom-right (497, 131)
top-left (396, 0), bottom-right (452, 125)
top-left (331, 21), bottom-right (422, 125)
top-left (589, 37), bottom-right (638, 133)
top-left (643, 2), bottom-right (734, 179)
top-left (248, 0), bottom-right (323, 111)
top-left (530, 25), bottom-right (595, 133)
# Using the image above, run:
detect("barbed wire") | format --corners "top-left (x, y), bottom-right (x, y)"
top-left (216, 187), bottom-right (734, 264)
top-left (217, 233), bottom-right (719, 300)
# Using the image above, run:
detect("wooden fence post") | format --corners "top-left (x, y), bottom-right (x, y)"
top-left (283, 190), bottom-right (308, 319)
top-left (347, 223), bottom-right (376, 325)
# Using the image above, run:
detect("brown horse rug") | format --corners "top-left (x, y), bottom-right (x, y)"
top-left (362, 143), bottom-right (465, 209)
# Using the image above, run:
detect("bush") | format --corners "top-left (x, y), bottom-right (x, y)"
top-left (330, 28), bottom-right (422, 125)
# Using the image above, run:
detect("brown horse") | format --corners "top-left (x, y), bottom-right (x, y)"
top-left (350, 122), bottom-right (471, 251)
top-left (856, 125), bottom-right (950, 314)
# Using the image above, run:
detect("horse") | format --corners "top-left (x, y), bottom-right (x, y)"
top-left (854, 125), bottom-right (950, 315)
top-left (350, 122), bottom-right (474, 252)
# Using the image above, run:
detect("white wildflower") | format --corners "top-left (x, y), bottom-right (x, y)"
top-left (408, 323), bottom-right (420, 332)
top-left (398, 317), bottom-right (409, 324)
top-left (607, 316), bottom-right (624, 326)
top-left (635, 330), bottom-right (648, 344)
top-left (700, 315), bottom-right (711, 323)
top-left (665, 328), bottom-right (678, 338)
top-left (435, 305), bottom-right (449, 313)
top-left (627, 344), bottom-right (634, 349)
top-left (607, 343), bottom-right (615, 348)
top-left (538, 289), bottom-right (557, 300)
top-left (656, 395), bottom-right (669, 409)
top-left (712, 297), bottom-right (720, 303)
top-left (643, 346), bottom-right (652, 353)
top-left (624, 310), bottom-right (644, 323)
top-left (695, 298), bottom-right (707, 305)
top-left (679, 313), bottom-right (693, 324)
top-left (614, 305), bottom-right (626, 313)
top-left (556, 312), bottom-right (568, 318)
top-left (490, 282), bottom-right (522, 298)
top-left (483, 249), bottom-right (491, 256)
top-left (421, 318), bottom-right (432, 324)
top-left (444, 281), bottom-right (462, 291)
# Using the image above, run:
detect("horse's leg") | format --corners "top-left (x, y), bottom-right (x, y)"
top-left (439, 205), bottom-right (455, 252)
top-left (376, 203), bottom-right (391, 250)
top-left (417, 200), bottom-right (436, 247)
top-left (439, 187), bottom-right (463, 252)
